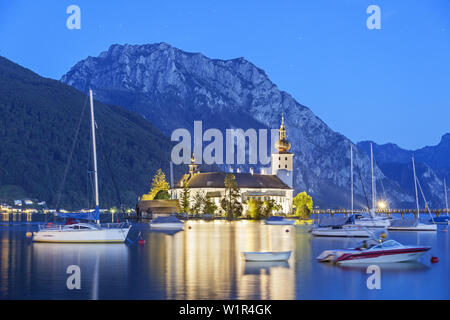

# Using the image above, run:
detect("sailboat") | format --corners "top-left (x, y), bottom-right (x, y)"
top-left (388, 156), bottom-right (437, 232)
top-left (430, 178), bottom-right (450, 225)
top-left (356, 143), bottom-right (391, 228)
top-left (310, 144), bottom-right (372, 238)
top-left (33, 89), bottom-right (131, 243)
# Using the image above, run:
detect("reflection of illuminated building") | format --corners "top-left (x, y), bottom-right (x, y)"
top-left (159, 221), bottom-right (295, 299)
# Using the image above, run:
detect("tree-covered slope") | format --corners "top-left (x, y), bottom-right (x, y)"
top-left (0, 56), bottom-right (179, 209)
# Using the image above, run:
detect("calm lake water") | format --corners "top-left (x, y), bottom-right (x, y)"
top-left (1, 213), bottom-right (449, 300)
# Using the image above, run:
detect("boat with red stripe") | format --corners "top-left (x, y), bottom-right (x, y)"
top-left (317, 238), bottom-right (431, 265)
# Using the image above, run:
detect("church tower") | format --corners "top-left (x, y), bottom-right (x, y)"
top-left (189, 153), bottom-right (199, 176)
top-left (271, 115), bottom-right (294, 188)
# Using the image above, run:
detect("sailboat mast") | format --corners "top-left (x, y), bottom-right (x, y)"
top-left (89, 89), bottom-right (99, 210)
top-left (370, 143), bottom-right (376, 215)
top-left (412, 155), bottom-right (420, 219)
top-left (351, 144), bottom-right (354, 215)
top-left (445, 178), bottom-right (448, 216)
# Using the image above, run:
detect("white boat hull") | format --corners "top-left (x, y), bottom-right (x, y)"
top-left (149, 222), bottom-right (184, 230)
top-left (388, 223), bottom-right (437, 231)
top-left (337, 251), bottom-right (427, 264)
top-left (265, 220), bottom-right (295, 225)
top-left (311, 226), bottom-right (371, 237)
top-left (243, 251), bottom-right (291, 261)
top-left (356, 219), bottom-right (390, 228)
top-left (33, 227), bottom-right (130, 243)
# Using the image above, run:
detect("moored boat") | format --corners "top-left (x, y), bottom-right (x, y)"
top-left (243, 251), bottom-right (291, 261)
top-left (32, 90), bottom-right (131, 243)
top-left (317, 239), bottom-right (431, 264)
top-left (387, 219), bottom-right (437, 231)
top-left (265, 216), bottom-right (295, 225)
top-left (149, 216), bottom-right (184, 230)
top-left (310, 216), bottom-right (372, 237)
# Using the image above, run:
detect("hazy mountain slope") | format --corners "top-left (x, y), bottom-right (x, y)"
top-left (0, 56), bottom-right (181, 209)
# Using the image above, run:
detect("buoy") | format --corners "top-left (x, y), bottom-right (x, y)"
top-left (138, 239), bottom-right (145, 245)
top-left (25, 232), bottom-right (32, 238)
top-left (431, 256), bottom-right (439, 263)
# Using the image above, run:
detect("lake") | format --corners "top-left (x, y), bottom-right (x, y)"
top-left (0, 213), bottom-right (448, 299)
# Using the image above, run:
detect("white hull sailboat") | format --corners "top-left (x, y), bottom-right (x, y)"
top-left (310, 145), bottom-right (371, 238)
top-left (33, 222), bottom-right (130, 243)
top-left (33, 90), bottom-right (131, 243)
top-left (387, 156), bottom-right (437, 232)
top-left (355, 143), bottom-right (391, 228)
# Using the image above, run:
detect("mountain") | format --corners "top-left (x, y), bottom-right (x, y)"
top-left (358, 136), bottom-right (450, 208)
top-left (61, 42), bottom-right (416, 208)
top-left (0, 56), bottom-right (182, 209)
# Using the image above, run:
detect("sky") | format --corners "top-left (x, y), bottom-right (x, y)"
top-left (0, 0), bottom-right (449, 150)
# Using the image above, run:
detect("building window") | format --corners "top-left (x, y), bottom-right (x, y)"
top-left (285, 157), bottom-right (287, 160)
top-left (285, 165), bottom-right (287, 168)
top-left (279, 157), bottom-right (281, 160)
top-left (278, 164), bottom-right (280, 168)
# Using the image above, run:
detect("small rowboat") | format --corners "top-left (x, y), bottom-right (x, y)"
top-left (242, 251), bottom-right (291, 262)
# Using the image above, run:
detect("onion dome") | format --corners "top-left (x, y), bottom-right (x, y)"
top-left (274, 115), bottom-right (291, 152)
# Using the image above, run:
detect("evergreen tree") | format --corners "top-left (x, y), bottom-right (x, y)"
top-left (191, 191), bottom-right (205, 215)
top-left (221, 173), bottom-right (243, 219)
top-left (179, 180), bottom-right (191, 213)
top-left (247, 198), bottom-right (263, 219)
top-left (204, 196), bottom-right (218, 215)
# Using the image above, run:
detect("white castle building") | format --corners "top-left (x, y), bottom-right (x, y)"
top-left (172, 117), bottom-right (294, 214)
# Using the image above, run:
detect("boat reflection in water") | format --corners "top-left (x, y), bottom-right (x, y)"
top-left (154, 220), bottom-right (296, 300)
top-left (32, 242), bottom-right (129, 299)
top-left (335, 261), bottom-right (429, 272)
top-left (243, 261), bottom-right (290, 275)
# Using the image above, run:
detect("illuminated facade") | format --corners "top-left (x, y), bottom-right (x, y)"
top-left (172, 118), bottom-right (294, 214)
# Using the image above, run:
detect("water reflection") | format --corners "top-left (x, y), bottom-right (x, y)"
top-left (147, 220), bottom-right (296, 299)
top-left (31, 243), bottom-right (129, 299)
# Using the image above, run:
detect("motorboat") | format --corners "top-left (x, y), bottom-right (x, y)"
top-left (317, 239), bottom-right (431, 264)
top-left (33, 90), bottom-right (131, 243)
top-left (33, 220), bottom-right (130, 243)
top-left (149, 216), bottom-right (184, 230)
top-left (388, 219), bottom-right (437, 231)
top-left (265, 216), bottom-right (295, 225)
top-left (242, 251), bottom-right (291, 262)
top-left (310, 216), bottom-right (372, 237)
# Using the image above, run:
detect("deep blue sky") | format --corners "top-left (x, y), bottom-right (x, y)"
top-left (1, 0), bottom-right (449, 149)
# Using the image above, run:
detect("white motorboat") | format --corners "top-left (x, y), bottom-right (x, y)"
top-left (33, 90), bottom-right (131, 243)
top-left (317, 239), bottom-right (431, 264)
top-left (243, 251), bottom-right (291, 262)
top-left (33, 222), bottom-right (130, 243)
top-left (149, 216), bottom-right (184, 230)
top-left (265, 216), bottom-right (295, 225)
top-left (310, 216), bottom-right (372, 237)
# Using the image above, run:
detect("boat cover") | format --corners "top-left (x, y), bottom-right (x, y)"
top-left (266, 216), bottom-right (285, 221)
top-left (152, 216), bottom-right (182, 223)
top-left (56, 207), bottom-right (99, 221)
top-left (389, 219), bottom-right (418, 227)
top-left (317, 216), bottom-right (350, 227)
